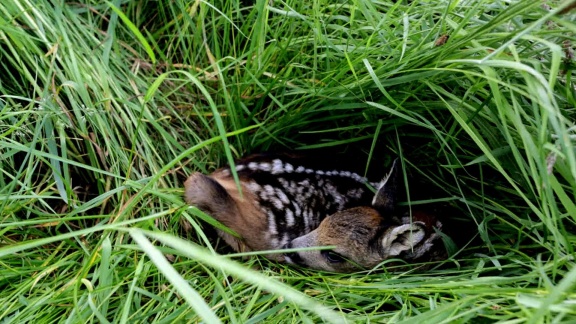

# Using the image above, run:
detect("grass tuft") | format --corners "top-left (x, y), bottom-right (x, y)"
top-left (1, 0), bottom-right (575, 322)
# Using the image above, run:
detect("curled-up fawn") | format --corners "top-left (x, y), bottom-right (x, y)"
top-left (184, 154), bottom-right (446, 272)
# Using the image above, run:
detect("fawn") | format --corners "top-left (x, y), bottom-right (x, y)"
top-left (184, 154), bottom-right (445, 272)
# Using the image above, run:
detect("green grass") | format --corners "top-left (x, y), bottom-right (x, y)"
top-left (1, 0), bottom-right (576, 322)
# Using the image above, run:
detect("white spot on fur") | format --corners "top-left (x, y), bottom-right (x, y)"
top-left (271, 159), bottom-right (284, 174)
top-left (285, 209), bottom-right (295, 227)
top-left (246, 181), bottom-right (261, 193)
top-left (277, 178), bottom-right (298, 197)
top-left (292, 201), bottom-right (302, 217)
top-left (264, 184), bottom-right (275, 195)
top-left (276, 188), bottom-right (289, 204)
top-left (302, 208), bottom-right (312, 232)
top-left (261, 185), bottom-right (284, 209)
top-left (259, 162), bottom-right (272, 171)
top-left (267, 211), bottom-right (278, 235)
top-left (248, 162), bottom-right (258, 170)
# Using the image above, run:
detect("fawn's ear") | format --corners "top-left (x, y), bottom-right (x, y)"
top-left (184, 173), bottom-right (237, 219)
top-left (371, 159), bottom-right (399, 214)
top-left (380, 222), bottom-right (426, 257)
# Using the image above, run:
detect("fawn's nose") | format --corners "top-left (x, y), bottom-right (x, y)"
top-left (284, 251), bottom-right (303, 265)
top-left (283, 243), bottom-right (304, 265)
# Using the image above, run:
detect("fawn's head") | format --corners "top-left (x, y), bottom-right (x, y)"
top-left (284, 160), bottom-right (441, 272)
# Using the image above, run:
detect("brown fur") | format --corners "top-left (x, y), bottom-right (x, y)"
top-left (315, 207), bottom-right (387, 271)
top-left (184, 171), bottom-right (284, 261)
top-left (287, 206), bottom-right (435, 272)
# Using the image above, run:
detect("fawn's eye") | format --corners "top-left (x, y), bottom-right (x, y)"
top-left (322, 250), bottom-right (346, 263)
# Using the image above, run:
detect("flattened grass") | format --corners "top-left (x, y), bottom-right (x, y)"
top-left (1, 0), bottom-right (575, 322)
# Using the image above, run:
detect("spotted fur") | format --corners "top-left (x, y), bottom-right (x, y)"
top-left (184, 154), bottom-right (445, 272)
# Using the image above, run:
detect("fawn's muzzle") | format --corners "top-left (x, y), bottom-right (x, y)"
top-left (283, 243), bottom-right (305, 265)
